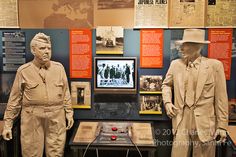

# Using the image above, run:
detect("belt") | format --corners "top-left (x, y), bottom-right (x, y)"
top-left (22, 104), bottom-right (64, 112)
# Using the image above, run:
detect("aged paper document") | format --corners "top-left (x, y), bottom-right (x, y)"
top-left (169, 0), bottom-right (206, 28)
top-left (73, 122), bottom-right (99, 143)
top-left (134, 0), bottom-right (168, 28)
top-left (132, 122), bottom-right (154, 145)
top-left (0, 0), bottom-right (19, 28)
top-left (207, 0), bottom-right (236, 27)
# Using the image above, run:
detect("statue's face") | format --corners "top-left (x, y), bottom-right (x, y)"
top-left (33, 42), bottom-right (52, 63)
top-left (179, 42), bottom-right (201, 61)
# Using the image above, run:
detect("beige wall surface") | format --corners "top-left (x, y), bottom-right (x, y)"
top-left (19, 0), bottom-right (55, 28)
top-left (19, 0), bottom-right (134, 28)
top-left (94, 8), bottom-right (134, 28)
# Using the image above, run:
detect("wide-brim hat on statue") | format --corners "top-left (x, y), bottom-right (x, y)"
top-left (175, 29), bottom-right (210, 44)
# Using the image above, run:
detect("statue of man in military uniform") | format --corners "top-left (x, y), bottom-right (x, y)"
top-left (2, 33), bottom-right (74, 157)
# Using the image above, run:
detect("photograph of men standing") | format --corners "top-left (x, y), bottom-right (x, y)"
top-left (162, 29), bottom-right (228, 157)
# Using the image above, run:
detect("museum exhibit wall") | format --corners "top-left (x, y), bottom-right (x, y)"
top-left (1, 28), bottom-right (235, 119)
top-left (0, 1), bottom-right (236, 156)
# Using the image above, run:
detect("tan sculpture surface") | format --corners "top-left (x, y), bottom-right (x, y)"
top-left (2, 33), bottom-right (74, 157)
top-left (162, 29), bottom-right (228, 157)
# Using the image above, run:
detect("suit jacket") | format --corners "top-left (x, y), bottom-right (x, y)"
top-left (162, 57), bottom-right (228, 142)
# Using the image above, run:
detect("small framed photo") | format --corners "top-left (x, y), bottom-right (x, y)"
top-left (96, 26), bottom-right (124, 55)
top-left (139, 95), bottom-right (162, 114)
top-left (140, 75), bottom-right (162, 94)
top-left (229, 99), bottom-right (236, 122)
top-left (71, 82), bottom-right (91, 109)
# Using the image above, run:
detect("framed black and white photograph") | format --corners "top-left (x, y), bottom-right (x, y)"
top-left (96, 26), bottom-right (124, 54)
top-left (139, 95), bottom-right (162, 114)
top-left (140, 75), bottom-right (162, 94)
top-left (71, 82), bottom-right (91, 109)
top-left (229, 100), bottom-right (236, 122)
top-left (94, 57), bottom-right (137, 94)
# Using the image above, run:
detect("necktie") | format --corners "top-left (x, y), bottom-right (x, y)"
top-left (185, 62), bottom-right (195, 107)
top-left (39, 66), bottom-right (46, 83)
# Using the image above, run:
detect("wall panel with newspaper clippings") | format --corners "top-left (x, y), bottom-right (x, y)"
top-left (169, 0), bottom-right (206, 28)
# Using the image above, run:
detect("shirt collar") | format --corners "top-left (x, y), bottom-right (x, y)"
top-left (32, 59), bottom-right (51, 70)
top-left (187, 56), bottom-right (202, 69)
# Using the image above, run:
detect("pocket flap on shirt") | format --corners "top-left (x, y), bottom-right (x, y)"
top-left (54, 82), bottom-right (64, 87)
top-left (27, 83), bottom-right (39, 89)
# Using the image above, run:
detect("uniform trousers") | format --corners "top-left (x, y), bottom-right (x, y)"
top-left (20, 105), bottom-right (66, 157)
top-left (171, 106), bottom-right (216, 157)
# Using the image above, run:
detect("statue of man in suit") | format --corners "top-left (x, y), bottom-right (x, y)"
top-left (162, 29), bottom-right (228, 157)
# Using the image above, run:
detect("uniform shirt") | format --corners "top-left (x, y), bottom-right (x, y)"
top-left (4, 60), bottom-right (73, 129)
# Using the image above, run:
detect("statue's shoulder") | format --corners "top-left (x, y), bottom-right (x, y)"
top-left (204, 57), bottom-right (222, 66)
top-left (170, 58), bottom-right (182, 66)
top-left (50, 61), bottom-right (64, 68)
top-left (17, 62), bottom-right (32, 72)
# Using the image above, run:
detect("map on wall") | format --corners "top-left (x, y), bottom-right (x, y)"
top-left (0, 0), bottom-right (19, 28)
top-left (19, 0), bottom-right (94, 28)
top-left (169, 0), bottom-right (205, 28)
top-left (19, 0), bottom-right (134, 28)
top-left (207, 0), bottom-right (236, 27)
